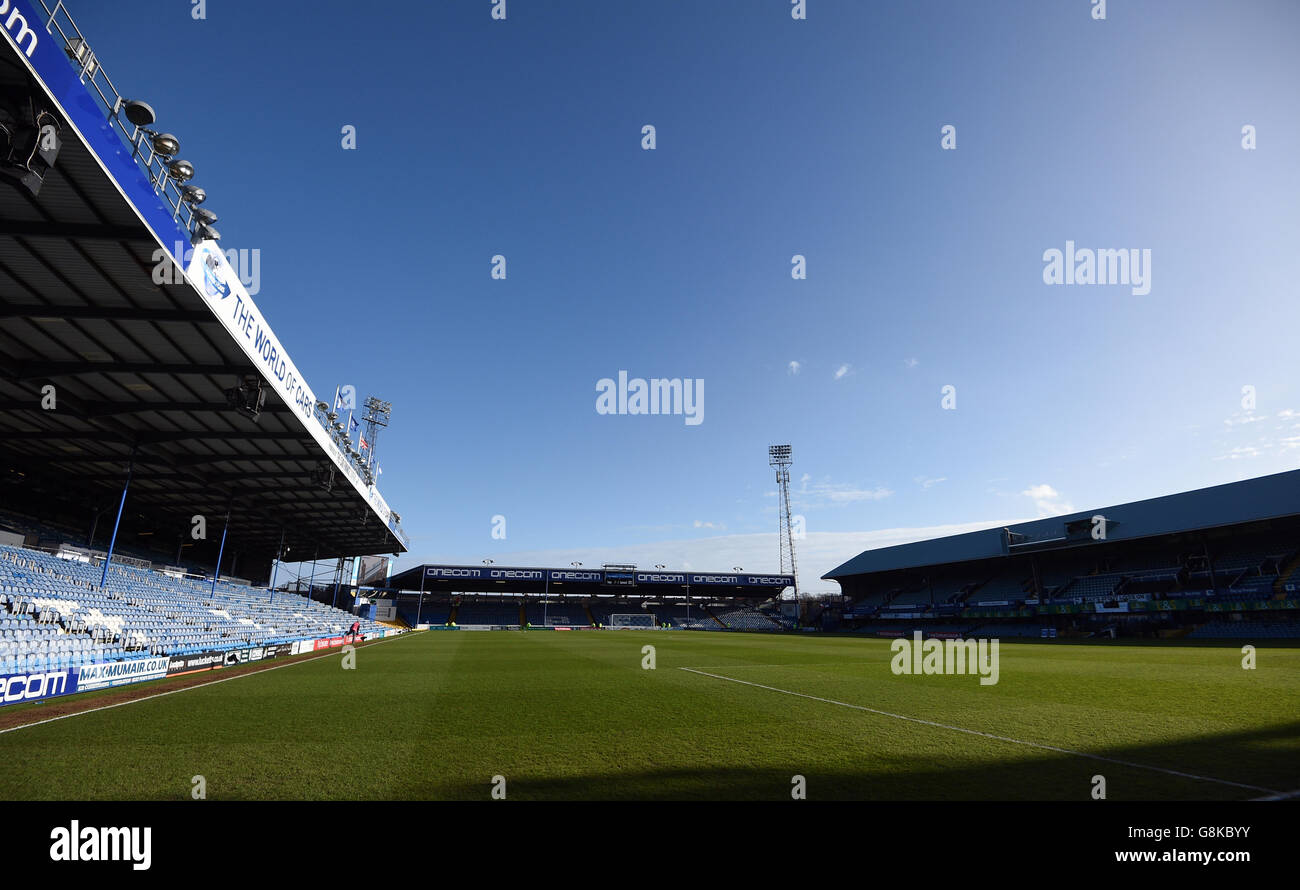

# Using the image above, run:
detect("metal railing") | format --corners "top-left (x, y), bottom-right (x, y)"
top-left (35, 0), bottom-right (203, 243)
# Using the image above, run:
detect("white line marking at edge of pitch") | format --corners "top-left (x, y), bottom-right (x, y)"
top-left (0, 632), bottom-right (421, 736)
top-left (679, 667), bottom-right (1280, 795)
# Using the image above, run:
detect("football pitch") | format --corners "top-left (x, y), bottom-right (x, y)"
top-left (1, 631), bottom-right (1296, 801)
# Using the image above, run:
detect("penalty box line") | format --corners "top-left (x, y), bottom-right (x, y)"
top-left (0, 631), bottom-right (421, 736)
top-left (679, 667), bottom-right (1280, 796)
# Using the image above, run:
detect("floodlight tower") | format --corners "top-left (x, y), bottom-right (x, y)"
top-left (768, 444), bottom-right (800, 604)
top-left (361, 396), bottom-right (392, 483)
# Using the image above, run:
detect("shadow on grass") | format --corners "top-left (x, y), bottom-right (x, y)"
top-left (409, 719), bottom-right (1300, 802)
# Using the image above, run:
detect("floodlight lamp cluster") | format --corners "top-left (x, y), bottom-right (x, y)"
top-left (313, 400), bottom-right (374, 480)
top-left (768, 444), bottom-right (793, 466)
top-left (113, 99), bottom-right (219, 243)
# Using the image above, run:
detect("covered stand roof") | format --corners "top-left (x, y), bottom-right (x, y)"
top-left (0, 7), bottom-right (406, 574)
top-left (824, 469), bottom-right (1300, 581)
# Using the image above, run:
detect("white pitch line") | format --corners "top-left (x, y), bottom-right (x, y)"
top-left (0, 632), bottom-right (420, 736)
top-left (1250, 788), bottom-right (1300, 801)
top-left (679, 667), bottom-right (1280, 795)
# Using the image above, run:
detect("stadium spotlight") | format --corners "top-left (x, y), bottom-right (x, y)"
top-left (193, 208), bottom-right (218, 225)
top-left (482, 559), bottom-right (494, 565)
top-left (224, 374), bottom-right (266, 421)
top-left (0, 102), bottom-right (62, 198)
top-left (149, 132), bottom-right (179, 158)
top-left (192, 223), bottom-right (220, 243)
top-left (167, 159), bottom-right (195, 182)
top-left (571, 561), bottom-right (582, 568)
top-left (118, 99), bottom-right (156, 128)
top-left (733, 566), bottom-right (744, 572)
top-left (181, 185), bottom-right (207, 205)
top-left (654, 564), bottom-right (665, 569)
top-left (315, 401), bottom-right (330, 413)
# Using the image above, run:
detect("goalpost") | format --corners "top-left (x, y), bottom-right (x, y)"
top-left (608, 613), bottom-right (656, 629)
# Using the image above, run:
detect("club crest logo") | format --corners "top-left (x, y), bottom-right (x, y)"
top-left (202, 252), bottom-right (231, 300)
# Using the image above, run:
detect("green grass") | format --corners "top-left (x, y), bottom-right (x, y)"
top-left (1, 630), bottom-right (1297, 800)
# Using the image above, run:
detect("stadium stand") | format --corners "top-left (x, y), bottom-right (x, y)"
top-left (0, 543), bottom-right (385, 673)
top-left (712, 604), bottom-right (784, 630)
top-left (388, 566), bottom-right (795, 630)
top-left (643, 603), bottom-right (705, 627)
top-left (826, 471), bottom-right (1300, 640)
top-left (588, 601), bottom-right (655, 626)
top-left (455, 602), bottom-right (523, 627)
top-left (525, 603), bottom-right (589, 626)
top-left (400, 606), bottom-right (449, 626)
top-left (0, 0), bottom-right (418, 715)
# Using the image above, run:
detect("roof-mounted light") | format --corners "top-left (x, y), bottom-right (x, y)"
top-left (150, 133), bottom-right (179, 157)
top-left (119, 99), bottom-right (156, 128)
top-left (192, 222), bottom-right (220, 243)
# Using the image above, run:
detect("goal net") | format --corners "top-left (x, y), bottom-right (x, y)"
top-left (608, 613), bottom-right (656, 629)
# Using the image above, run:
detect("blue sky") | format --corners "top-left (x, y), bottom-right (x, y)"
top-left (70, 0), bottom-right (1300, 591)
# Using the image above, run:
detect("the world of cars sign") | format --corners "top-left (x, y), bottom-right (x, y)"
top-left (184, 242), bottom-right (395, 530)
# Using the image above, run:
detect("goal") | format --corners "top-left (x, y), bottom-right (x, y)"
top-left (608, 613), bottom-right (656, 629)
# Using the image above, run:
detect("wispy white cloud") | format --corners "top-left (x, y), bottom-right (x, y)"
top-left (790, 475), bottom-right (892, 508)
top-left (833, 363), bottom-right (851, 380)
top-left (1215, 445), bottom-right (1262, 460)
top-left (914, 475), bottom-right (947, 489)
top-left (1021, 483), bottom-right (1075, 517)
top-left (787, 360), bottom-right (801, 375)
top-left (1223, 411), bottom-right (1267, 428)
top-left (904, 357), bottom-right (919, 369)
